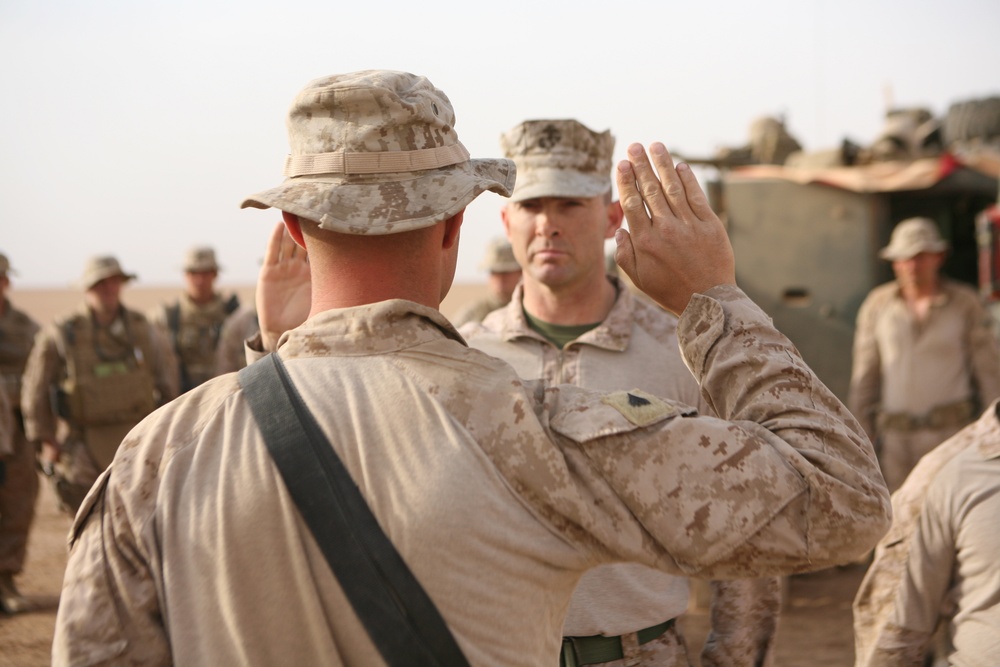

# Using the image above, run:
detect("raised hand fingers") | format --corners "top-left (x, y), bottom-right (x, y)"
top-left (263, 222), bottom-right (286, 266)
top-left (648, 143), bottom-right (697, 222)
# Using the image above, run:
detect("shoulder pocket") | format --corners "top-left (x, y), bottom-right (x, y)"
top-left (549, 386), bottom-right (695, 444)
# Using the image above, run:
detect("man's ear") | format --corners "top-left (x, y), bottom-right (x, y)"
top-left (281, 211), bottom-right (307, 250)
top-left (500, 205), bottom-right (512, 240)
top-left (605, 200), bottom-right (624, 239)
top-left (442, 209), bottom-right (465, 250)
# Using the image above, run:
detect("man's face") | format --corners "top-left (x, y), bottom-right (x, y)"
top-left (502, 196), bottom-right (620, 291)
top-left (184, 270), bottom-right (218, 304)
top-left (0, 274), bottom-right (9, 299)
top-left (892, 251), bottom-right (945, 291)
top-left (85, 275), bottom-right (125, 316)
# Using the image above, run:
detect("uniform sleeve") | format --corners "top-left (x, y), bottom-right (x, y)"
top-left (848, 292), bottom-right (883, 441)
top-left (699, 577), bottom-right (780, 667)
top-left (528, 285), bottom-right (891, 579)
top-left (19, 326), bottom-right (62, 443)
top-left (52, 470), bottom-right (171, 666)
top-left (964, 295), bottom-right (1000, 409)
top-left (863, 472), bottom-right (956, 666)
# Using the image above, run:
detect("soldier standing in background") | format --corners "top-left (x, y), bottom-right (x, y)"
top-left (148, 247), bottom-right (240, 392)
top-left (0, 253), bottom-right (40, 614)
top-left (461, 119), bottom-right (781, 667)
top-left (848, 217), bottom-right (1000, 492)
top-left (21, 255), bottom-right (178, 514)
top-left (450, 237), bottom-right (522, 327)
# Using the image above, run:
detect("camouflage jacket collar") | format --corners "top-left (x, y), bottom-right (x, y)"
top-left (276, 299), bottom-right (466, 358)
top-left (494, 277), bottom-right (634, 351)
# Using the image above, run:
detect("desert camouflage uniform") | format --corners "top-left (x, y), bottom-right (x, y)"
top-left (462, 280), bottom-right (780, 667)
top-left (0, 299), bottom-right (39, 577)
top-left (53, 286), bottom-right (890, 666)
top-left (848, 278), bottom-right (1000, 491)
top-left (213, 305), bottom-right (260, 375)
top-left (148, 292), bottom-right (239, 392)
top-left (853, 401), bottom-right (1000, 666)
top-left (21, 305), bottom-right (178, 512)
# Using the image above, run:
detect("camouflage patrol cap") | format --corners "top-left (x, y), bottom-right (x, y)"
top-left (879, 217), bottom-right (949, 261)
top-left (478, 237), bottom-right (520, 273)
top-left (80, 256), bottom-right (136, 290)
top-left (500, 119), bottom-right (614, 202)
top-left (184, 246), bottom-right (220, 273)
top-left (241, 70), bottom-right (516, 235)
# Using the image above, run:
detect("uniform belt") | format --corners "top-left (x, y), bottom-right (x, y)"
top-left (878, 399), bottom-right (975, 433)
top-left (560, 619), bottom-right (674, 667)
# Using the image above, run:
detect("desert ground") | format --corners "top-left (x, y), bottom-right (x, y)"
top-left (2, 283), bottom-right (863, 665)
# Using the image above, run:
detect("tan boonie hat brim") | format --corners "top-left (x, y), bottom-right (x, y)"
top-left (240, 70), bottom-right (515, 235)
top-left (878, 217), bottom-right (949, 261)
top-left (80, 256), bottom-right (136, 290)
top-left (242, 159), bottom-right (514, 235)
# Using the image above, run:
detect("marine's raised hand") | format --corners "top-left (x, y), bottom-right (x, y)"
top-left (614, 142), bottom-right (736, 315)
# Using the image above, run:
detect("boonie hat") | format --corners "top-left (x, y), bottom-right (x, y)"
top-left (241, 70), bottom-right (516, 235)
top-left (184, 246), bottom-right (221, 273)
top-left (879, 217), bottom-right (949, 261)
top-left (500, 119), bottom-right (614, 202)
top-left (0, 253), bottom-right (13, 277)
top-left (478, 238), bottom-right (520, 273)
top-left (80, 256), bottom-right (136, 290)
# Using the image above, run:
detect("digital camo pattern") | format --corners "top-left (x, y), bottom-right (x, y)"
top-left (53, 288), bottom-right (889, 665)
top-left (853, 404), bottom-right (998, 666)
top-left (463, 280), bottom-right (780, 665)
top-left (241, 70), bottom-right (515, 234)
top-left (500, 118), bottom-right (614, 202)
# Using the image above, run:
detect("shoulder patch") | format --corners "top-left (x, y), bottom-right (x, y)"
top-left (602, 389), bottom-right (685, 427)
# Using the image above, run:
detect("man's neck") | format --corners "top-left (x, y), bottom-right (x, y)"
top-left (521, 275), bottom-right (617, 325)
top-left (90, 305), bottom-right (121, 327)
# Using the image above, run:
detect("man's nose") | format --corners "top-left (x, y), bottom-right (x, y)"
top-left (535, 209), bottom-right (560, 238)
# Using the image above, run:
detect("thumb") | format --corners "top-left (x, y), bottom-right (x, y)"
top-left (614, 228), bottom-right (639, 288)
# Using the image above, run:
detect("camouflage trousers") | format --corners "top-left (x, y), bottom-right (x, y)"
top-left (0, 423), bottom-right (39, 574)
top-left (879, 426), bottom-right (965, 493)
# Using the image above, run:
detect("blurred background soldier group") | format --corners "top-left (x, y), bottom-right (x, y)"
top-left (0, 246), bottom-right (253, 614)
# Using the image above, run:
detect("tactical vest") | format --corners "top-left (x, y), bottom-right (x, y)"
top-left (166, 293), bottom-right (239, 392)
top-left (55, 309), bottom-right (157, 429)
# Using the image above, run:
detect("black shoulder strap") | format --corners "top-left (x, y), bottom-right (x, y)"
top-left (223, 293), bottom-right (240, 316)
top-left (238, 354), bottom-right (470, 667)
top-left (166, 302), bottom-right (181, 345)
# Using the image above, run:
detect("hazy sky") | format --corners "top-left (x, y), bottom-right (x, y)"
top-left (2, 0), bottom-right (998, 289)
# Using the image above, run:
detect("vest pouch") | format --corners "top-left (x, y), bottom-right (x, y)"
top-left (69, 361), bottom-right (156, 428)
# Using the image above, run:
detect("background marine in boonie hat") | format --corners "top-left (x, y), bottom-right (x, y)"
top-left (500, 119), bottom-right (615, 202)
top-left (183, 247), bottom-right (221, 273)
top-left (878, 216), bottom-right (949, 261)
top-left (241, 70), bottom-right (515, 235)
top-left (79, 256), bottom-right (136, 290)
